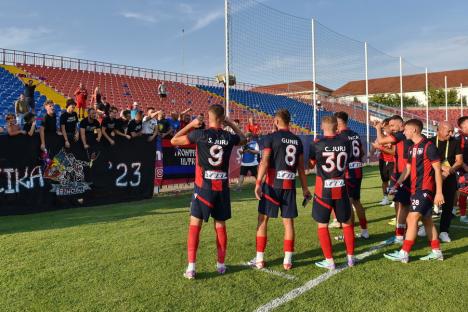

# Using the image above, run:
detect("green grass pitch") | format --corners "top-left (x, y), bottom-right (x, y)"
top-left (1, 166), bottom-right (467, 311)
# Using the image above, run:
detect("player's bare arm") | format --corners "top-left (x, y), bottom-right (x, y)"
top-left (224, 117), bottom-right (246, 145)
top-left (432, 161), bottom-right (445, 206)
top-left (450, 154), bottom-right (463, 174)
top-left (374, 122), bottom-right (395, 145)
top-left (390, 163), bottom-right (410, 194)
top-left (255, 150), bottom-right (271, 200)
top-left (171, 118), bottom-right (202, 146)
top-left (297, 154), bottom-right (311, 198)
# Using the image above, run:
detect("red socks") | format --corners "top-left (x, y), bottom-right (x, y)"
top-left (342, 225), bottom-right (355, 256)
top-left (460, 195), bottom-right (467, 216)
top-left (187, 225), bottom-right (201, 263)
top-left (358, 217), bottom-right (368, 230)
top-left (402, 240), bottom-right (414, 253)
top-left (284, 239), bottom-right (294, 253)
top-left (430, 239), bottom-right (440, 250)
top-left (256, 236), bottom-right (267, 252)
top-left (216, 227), bottom-right (227, 263)
top-left (318, 227), bottom-right (333, 259)
top-left (395, 224), bottom-right (406, 237)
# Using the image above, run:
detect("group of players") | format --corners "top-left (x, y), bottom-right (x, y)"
top-left (170, 104), bottom-right (467, 279)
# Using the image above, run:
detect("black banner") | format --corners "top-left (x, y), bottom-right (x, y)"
top-left (156, 139), bottom-right (196, 185)
top-left (0, 134), bottom-right (155, 215)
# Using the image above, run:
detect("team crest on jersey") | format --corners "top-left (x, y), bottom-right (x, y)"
top-left (276, 170), bottom-right (296, 180)
top-left (412, 147), bottom-right (424, 156)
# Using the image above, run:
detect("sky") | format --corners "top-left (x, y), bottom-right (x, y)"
top-left (1, 0), bottom-right (468, 85)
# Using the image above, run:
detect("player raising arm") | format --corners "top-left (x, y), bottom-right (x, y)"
top-left (171, 104), bottom-right (245, 280)
top-left (250, 109), bottom-right (311, 271)
top-left (384, 119), bottom-right (444, 263)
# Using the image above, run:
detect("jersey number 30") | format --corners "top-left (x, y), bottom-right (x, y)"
top-left (322, 151), bottom-right (347, 173)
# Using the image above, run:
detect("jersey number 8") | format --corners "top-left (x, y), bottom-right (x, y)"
top-left (322, 151), bottom-right (347, 173)
top-left (209, 145), bottom-right (224, 166)
top-left (285, 144), bottom-right (297, 166)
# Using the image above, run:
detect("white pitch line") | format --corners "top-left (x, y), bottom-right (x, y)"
top-left (241, 263), bottom-right (297, 280)
top-left (254, 240), bottom-right (392, 312)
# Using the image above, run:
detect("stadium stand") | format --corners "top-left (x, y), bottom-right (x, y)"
top-left (16, 64), bottom-right (289, 133)
top-left (198, 85), bottom-right (376, 137)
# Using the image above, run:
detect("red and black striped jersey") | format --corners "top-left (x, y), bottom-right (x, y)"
top-left (379, 143), bottom-right (395, 162)
top-left (263, 129), bottom-right (304, 190)
top-left (188, 128), bottom-right (240, 191)
top-left (338, 128), bottom-right (364, 179)
top-left (459, 132), bottom-right (468, 165)
top-left (310, 135), bottom-right (351, 199)
top-left (408, 138), bottom-right (440, 194)
top-left (389, 131), bottom-right (412, 174)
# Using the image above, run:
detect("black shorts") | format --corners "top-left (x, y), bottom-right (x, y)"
top-left (190, 186), bottom-right (231, 222)
top-left (312, 195), bottom-right (351, 224)
top-left (391, 174), bottom-right (411, 206)
top-left (410, 190), bottom-right (434, 217)
top-left (258, 184), bottom-right (297, 218)
top-left (240, 165), bottom-right (257, 177)
top-left (379, 159), bottom-right (394, 183)
top-left (159, 93), bottom-right (167, 98)
top-left (346, 178), bottom-right (362, 200)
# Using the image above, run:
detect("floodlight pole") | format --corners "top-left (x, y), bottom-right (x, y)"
top-left (444, 75), bottom-right (448, 121)
top-left (461, 83), bottom-right (464, 117)
top-left (399, 56), bottom-right (403, 117)
top-left (425, 68), bottom-right (429, 134)
top-left (364, 42), bottom-right (370, 160)
top-left (311, 18), bottom-right (317, 139)
top-left (224, 0), bottom-right (230, 117)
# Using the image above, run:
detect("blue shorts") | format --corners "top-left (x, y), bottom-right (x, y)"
top-left (258, 184), bottom-right (297, 218)
top-left (410, 190), bottom-right (434, 217)
top-left (312, 195), bottom-right (352, 224)
top-left (346, 178), bottom-right (362, 200)
top-left (190, 186), bottom-right (231, 222)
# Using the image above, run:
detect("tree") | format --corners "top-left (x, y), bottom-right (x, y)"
top-left (427, 88), bottom-right (459, 106)
top-left (370, 93), bottom-right (420, 107)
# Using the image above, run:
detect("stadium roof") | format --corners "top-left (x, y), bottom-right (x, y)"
top-left (332, 68), bottom-right (468, 97)
top-left (251, 80), bottom-right (333, 94)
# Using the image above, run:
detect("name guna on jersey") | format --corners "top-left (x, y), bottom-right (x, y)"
top-left (324, 179), bottom-right (345, 188)
top-left (204, 170), bottom-right (227, 180)
top-left (281, 138), bottom-right (299, 145)
top-left (276, 170), bottom-right (296, 180)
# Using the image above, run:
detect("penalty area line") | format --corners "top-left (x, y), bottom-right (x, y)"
top-left (254, 239), bottom-right (392, 312)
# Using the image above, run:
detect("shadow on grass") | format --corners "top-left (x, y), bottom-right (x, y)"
top-left (0, 197), bottom-right (192, 235)
top-left (195, 264), bottom-right (249, 280)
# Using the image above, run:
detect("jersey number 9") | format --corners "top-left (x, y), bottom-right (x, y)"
top-left (209, 144), bottom-right (224, 166)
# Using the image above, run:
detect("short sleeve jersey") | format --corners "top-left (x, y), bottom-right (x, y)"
top-left (338, 128), bottom-right (364, 180)
top-left (408, 138), bottom-right (440, 194)
top-left (127, 120), bottom-right (143, 134)
top-left (60, 111), bottom-right (78, 133)
top-left (309, 135), bottom-right (351, 200)
top-left (42, 113), bottom-right (57, 133)
top-left (389, 131), bottom-right (413, 174)
top-left (80, 118), bottom-right (100, 143)
top-left (188, 128), bottom-right (240, 191)
top-left (262, 130), bottom-right (304, 190)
